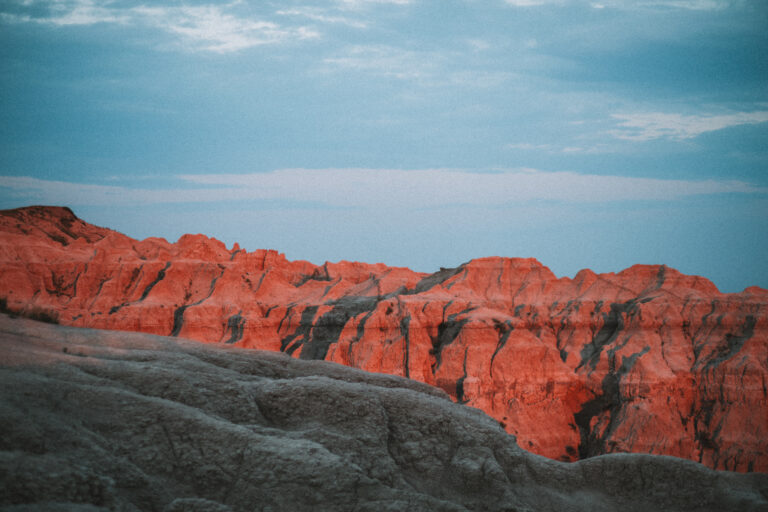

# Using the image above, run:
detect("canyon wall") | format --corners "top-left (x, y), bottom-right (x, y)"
top-left (1, 205), bottom-right (766, 472)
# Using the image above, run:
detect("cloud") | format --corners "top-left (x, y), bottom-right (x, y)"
top-left (505, 142), bottom-right (612, 154)
top-left (505, 0), bottom-right (558, 6)
top-left (45, 0), bottom-right (128, 26)
top-left (134, 5), bottom-right (319, 53)
top-left (320, 45), bottom-right (511, 88)
top-left (503, 0), bottom-right (730, 8)
top-left (2, 169), bottom-right (765, 209)
top-left (276, 8), bottom-right (367, 29)
top-left (322, 45), bottom-right (434, 80)
top-left (337, 0), bottom-right (412, 9)
top-left (0, 177), bottom-right (134, 205)
top-left (506, 143), bottom-right (554, 151)
top-left (0, 0), bottom-right (128, 25)
top-left (610, 111), bottom-right (768, 141)
top-left (636, 0), bottom-right (730, 9)
top-left (0, 1), bottom-right (319, 53)
top-left (467, 39), bottom-right (491, 51)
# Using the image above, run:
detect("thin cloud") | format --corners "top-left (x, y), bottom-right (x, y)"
top-left (1, 1), bottom-right (319, 53)
top-left (467, 39), bottom-right (491, 51)
top-left (46, 1), bottom-right (128, 26)
top-left (610, 111), bottom-right (768, 141)
top-left (0, 177), bottom-right (134, 205)
top-left (1, 0), bottom-right (128, 26)
top-left (320, 45), bottom-right (507, 88)
top-left (505, 142), bottom-right (612, 154)
top-left (0, 176), bottom-right (242, 206)
top-left (506, 143), bottom-right (554, 151)
top-left (505, 0), bottom-right (558, 6)
top-left (134, 5), bottom-right (319, 53)
top-left (322, 45), bottom-right (435, 80)
top-left (276, 8), bottom-right (367, 28)
top-left (338, 0), bottom-right (412, 9)
top-left (2, 169), bottom-right (765, 208)
top-left (504, 0), bottom-right (730, 8)
top-left (635, 0), bottom-right (730, 9)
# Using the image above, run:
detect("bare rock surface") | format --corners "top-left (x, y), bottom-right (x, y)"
top-left (1, 206), bottom-right (767, 471)
top-left (1, 314), bottom-right (767, 512)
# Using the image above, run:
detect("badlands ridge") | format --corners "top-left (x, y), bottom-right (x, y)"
top-left (0, 205), bottom-right (766, 473)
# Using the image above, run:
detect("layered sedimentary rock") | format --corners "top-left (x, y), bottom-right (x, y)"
top-left (1, 205), bottom-right (766, 472)
top-left (2, 314), bottom-right (767, 512)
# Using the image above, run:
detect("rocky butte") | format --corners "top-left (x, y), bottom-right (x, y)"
top-left (0, 205), bottom-right (766, 472)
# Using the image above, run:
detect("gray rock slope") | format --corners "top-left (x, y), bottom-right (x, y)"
top-left (0, 314), bottom-right (766, 512)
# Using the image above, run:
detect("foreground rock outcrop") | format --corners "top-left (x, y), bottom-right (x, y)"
top-left (0, 206), bottom-right (766, 472)
top-left (1, 314), bottom-right (767, 512)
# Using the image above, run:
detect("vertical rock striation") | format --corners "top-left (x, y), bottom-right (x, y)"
top-left (1, 205), bottom-right (766, 471)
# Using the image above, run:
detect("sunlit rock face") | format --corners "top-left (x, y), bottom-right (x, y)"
top-left (1, 205), bottom-right (766, 472)
top-left (2, 315), bottom-right (767, 512)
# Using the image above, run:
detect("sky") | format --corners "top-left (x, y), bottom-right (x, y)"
top-left (0, 0), bottom-right (767, 292)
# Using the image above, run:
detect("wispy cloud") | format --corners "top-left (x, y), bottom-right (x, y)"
top-left (276, 8), bottom-right (367, 29)
top-left (337, 0), bottom-right (412, 9)
top-left (44, 0), bottom-right (128, 26)
top-left (505, 0), bottom-right (730, 8)
top-left (466, 39), bottom-right (491, 51)
top-left (610, 111), bottom-right (768, 141)
top-left (134, 5), bottom-right (319, 53)
top-left (322, 45), bottom-right (435, 80)
top-left (1, 1), bottom-right (319, 53)
top-left (506, 143), bottom-right (554, 151)
top-left (505, 0), bottom-right (560, 6)
top-left (320, 44), bottom-right (513, 88)
top-left (2, 169), bottom-right (765, 208)
top-left (1, 0), bottom-right (128, 25)
top-left (505, 142), bottom-right (612, 154)
top-left (0, 177), bottom-right (133, 205)
top-left (635, 0), bottom-right (731, 10)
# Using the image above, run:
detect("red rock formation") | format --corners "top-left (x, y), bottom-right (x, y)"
top-left (1, 205), bottom-right (766, 472)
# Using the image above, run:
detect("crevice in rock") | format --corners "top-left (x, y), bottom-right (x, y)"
top-left (430, 307), bottom-right (474, 374)
top-left (277, 305), bottom-right (294, 334)
top-left (573, 345), bottom-right (650, 459)
top-left (490, 319), bottom-right (513, 378)
top-left (280, 305), bottom-right (319, 355)
top-left (400, 313), bottom-right (411, 379)
top-left (408, 266), bottom-right (464, 295)
top-left (456, 347), bottom-right (469, 404)
top-left (139, 262), bottom-right (171, 301)
top-left (299, 297), bottom-right (379, 360)
top-left (577, 300), bottom-right (638, 372)
top-left (171, 268), bottom-right (226, 337)
top-left (702, 315), bottom-right (757, 373)
top-left (170, 305), bottom-right (189, 337)
top-left (224, 312), bottom-right (246, 344)
top-left (295, 266), bottom-right (332, 287)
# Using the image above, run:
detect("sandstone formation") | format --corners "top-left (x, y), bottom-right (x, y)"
top-left (2, 314), bottom-right (767, 512)
top-left (0, 205), bottom-right (766, 472)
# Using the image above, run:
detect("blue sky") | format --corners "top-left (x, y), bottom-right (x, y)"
top-left (1, 0), bottom-right (766, 292)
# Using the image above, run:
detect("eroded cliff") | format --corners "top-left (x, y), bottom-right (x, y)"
top-left (1, 205), bottom-right (766, 471)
